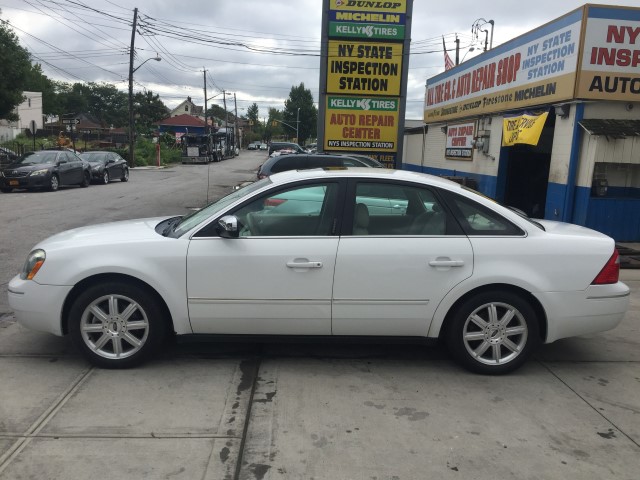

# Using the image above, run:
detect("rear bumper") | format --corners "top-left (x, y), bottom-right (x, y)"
top-left (538, 281), bottom-right (630, 343)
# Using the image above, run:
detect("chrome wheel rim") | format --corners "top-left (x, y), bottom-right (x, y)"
top-left (51, 176), bottom-right (59, 190)
top-left (103, 171), bottom-right (109, 184)
top-left (462, 302), bottom-right (528, 366)
top-left (80, 294), bottom-right (149, 359)
top-left (123, 169), bottom-right (129, 180)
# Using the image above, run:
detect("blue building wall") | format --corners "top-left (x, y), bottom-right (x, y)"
top-left (401, 163), bottom-right (498, 198)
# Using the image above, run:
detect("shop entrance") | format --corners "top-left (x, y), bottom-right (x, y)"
top-left (501, 114), bottom-right (555, 218)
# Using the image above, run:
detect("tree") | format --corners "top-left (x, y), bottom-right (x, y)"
top-left (265, 108), bottom-right (283, 141)
top-left (0, 14), bottom-right (32, 120)
top-left (245, 103), bottom-right (263, 143)
top-left (134, 91), bottom-right (168, 133)
top-left (24, 63), bottom-right (60, 116)
top-left (283, 83), bottom-right (317, 145)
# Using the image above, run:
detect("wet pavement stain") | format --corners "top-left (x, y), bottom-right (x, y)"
top-left (254, 391), bottom-right (277, 404)
top-left (597, 429), bottom-right (617, 439)
top-left (219, 447), bottom-right (230, 463)
top-left (364, 401), bottom-right (385, 410)
top-left (394, 407), bottom-right (429, 421)
top-left (250, 463), bottom-right (271, 480)
top-left (237, 359), bottom-right (258, 395)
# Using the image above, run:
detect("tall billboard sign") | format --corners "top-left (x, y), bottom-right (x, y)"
top-left (319, 0), bottom-right (413, 168)
top-left (577, 5), bottom-right (640, 101)
top-left (424, 5), bottom-right (640, 123)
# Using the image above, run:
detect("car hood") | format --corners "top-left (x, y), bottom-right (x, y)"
top-left (34, 217), bottom-right (172, 251)
top-left (2, 163), bottom-right (51, 172)
top-left (87, 161), bottom-right (104, 167)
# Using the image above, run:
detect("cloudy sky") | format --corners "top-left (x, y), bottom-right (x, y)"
top-left (2, 0), bottom-right (638, 120)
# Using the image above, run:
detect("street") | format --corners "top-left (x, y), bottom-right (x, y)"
top-left (0, 150), bottom-right (639, 479)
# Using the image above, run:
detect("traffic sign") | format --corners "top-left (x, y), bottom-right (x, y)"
top-left (62, 119), bottom-right (80, 125)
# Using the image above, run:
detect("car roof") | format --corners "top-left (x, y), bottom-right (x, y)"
top-left (268, 167), bottom-right (466, 190)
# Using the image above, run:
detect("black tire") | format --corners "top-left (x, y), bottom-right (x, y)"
top-left (445, 290), bottom-right (540, 375)
top-left (0, 187), bottom-right (12, 193)
top-left (121, 168), bottom-right (129, 182)
top-left (49, 174), bottom-right (59, 192)
top-left (101, 170), bottom-right (109, 185)
top-left (81, 171), bottom-right (91, 188)
top-left (69, 281), bottom-right (167, 368)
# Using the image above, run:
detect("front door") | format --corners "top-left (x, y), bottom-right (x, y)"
top-left (332, 180), bottom-right (474, 337)
top-left (186, 181), bottom-right (342, 335)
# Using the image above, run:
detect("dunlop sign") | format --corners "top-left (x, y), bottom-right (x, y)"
top-left (324, 96), bottom-right (399, 151)
top-left (327, 41), bottom-right (403, 95)
top-left (329, 0), bottom-right (407, 41)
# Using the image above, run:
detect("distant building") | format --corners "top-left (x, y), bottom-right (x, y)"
top-left (170, 97), bottom-right (205, 121)
top-left (0, 91), bottom-right (43, 142)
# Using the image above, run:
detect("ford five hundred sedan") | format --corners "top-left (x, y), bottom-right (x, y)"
top-left (8, 169), bottom-right (629, 374)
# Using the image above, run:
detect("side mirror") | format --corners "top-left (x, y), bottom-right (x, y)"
top-left (217, 215), bottom-right (239, 238)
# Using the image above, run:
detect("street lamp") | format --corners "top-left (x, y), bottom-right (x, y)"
top-left (128, 55), bottom-right (161, 167)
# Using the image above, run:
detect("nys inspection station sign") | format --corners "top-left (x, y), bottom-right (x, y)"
top-left (319, 0), bottom-right (413, 167)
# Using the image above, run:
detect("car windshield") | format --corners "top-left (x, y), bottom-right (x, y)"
top-left (18, 152), bottom-right (57, 165)
top-left (172, 178), bottom-right (271, 236)
top-left (80, 153), bottom-right (108, 163)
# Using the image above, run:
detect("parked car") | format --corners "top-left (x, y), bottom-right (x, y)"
top-left (0, 150), bottom-right (91, 193)
top-left (257, 153), bottom-right (374, 179)
top-left (259, 143), bottom-right (268, 151)
top-left (268, 142), bottom-right (305, 156)
top-left (341, 154), bottom-right (384, 168)
top-left (0, 147), bottom-right (19, 167)
top-left (79, 151), bottom-right (129, 184)
top-left (8, 169), bottom-right (629, 373)
top-left (247, 142), bottom-right (261, 150)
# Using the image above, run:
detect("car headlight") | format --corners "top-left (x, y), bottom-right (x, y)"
top-left (30, 169), bottom-right (49, 176)
top-left (20, 249), bottom-right (46, 280)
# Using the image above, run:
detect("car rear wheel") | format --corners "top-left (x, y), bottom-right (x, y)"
top-left (49, 174), bottom-right (59, 191)
top-left (81, 171), bottom-right (90, 188)
top-left (102, 171), bottom-right (109, 184)
top-left (445, 291), bottom-right (540, 375)
top-left (69, 282), bottom-right (167, 368)
top-left (121, 168), bottom-right (129, 182)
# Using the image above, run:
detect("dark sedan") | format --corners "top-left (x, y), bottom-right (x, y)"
top-left (80, 151), bottom-right (129, 184)
top-left (0, 150), bottom-right (90, 193)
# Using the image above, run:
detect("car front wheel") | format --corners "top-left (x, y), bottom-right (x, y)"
top-left (445, 291), bottom-right (540, 375)
top-left (101, 171), bottom-right (109, 184)
top-left (49, 174), bottom-right (59, 191)
top-left (121, 168), bottom-right (129, 182)
top-left (81, 171), bottom-right (90, 188)
top-left (69, 282), bottom-right (167, 368)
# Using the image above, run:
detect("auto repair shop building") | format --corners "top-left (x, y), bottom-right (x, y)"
top-left (404, 4), bottom-right (640, 241)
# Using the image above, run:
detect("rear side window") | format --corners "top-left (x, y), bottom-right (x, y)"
top-left (442, 191), bottom-right (524, 236)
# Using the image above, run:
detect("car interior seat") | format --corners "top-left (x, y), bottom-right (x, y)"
top-left (409, 205), bottom-right (445, 235)
top-left (353, 203), bottom-right (370, 235)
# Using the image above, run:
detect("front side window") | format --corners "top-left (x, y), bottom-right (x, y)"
top-left (233, 183), bottom-right (339, 237)
top-left (352, 182), bottom-right (450, 236)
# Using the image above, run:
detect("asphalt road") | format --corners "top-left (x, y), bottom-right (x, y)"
top-left (0, 150), bottom-right (638, 479)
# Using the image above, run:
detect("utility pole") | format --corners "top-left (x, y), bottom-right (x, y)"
top-left (203, 68), bottom-right (208, 134)
top-left (234, 92), bottom-right (239, 151)
top-left (455, 35), bottom-right (460, 66)
top-left (223, 90), bottom-right (229, 156)
top-left (127, 7), bottom-right (138, 168)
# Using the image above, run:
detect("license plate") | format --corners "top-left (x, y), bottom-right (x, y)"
top-left (9, 180), bottom-right (18, 186)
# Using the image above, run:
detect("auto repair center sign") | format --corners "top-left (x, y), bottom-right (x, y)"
top-left (320, 0), bottom-right (412, 165)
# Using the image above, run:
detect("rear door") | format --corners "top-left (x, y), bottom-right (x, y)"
top-left (332, 179), bottom-right (474, 337)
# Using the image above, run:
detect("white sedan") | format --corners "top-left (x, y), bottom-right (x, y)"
top-left (8, 169), bottom-right (629, 374)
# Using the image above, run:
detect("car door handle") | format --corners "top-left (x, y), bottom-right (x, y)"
top-left (429, 259), bottom-right (464, 267)
top-left (286, 261), bottom-right (323, 269)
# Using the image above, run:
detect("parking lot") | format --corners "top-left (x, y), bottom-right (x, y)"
top-left (0, 150), bottom-right (639, 479)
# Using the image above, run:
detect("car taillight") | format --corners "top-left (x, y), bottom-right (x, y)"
top-left (592, 249), bottom-right (620, 285)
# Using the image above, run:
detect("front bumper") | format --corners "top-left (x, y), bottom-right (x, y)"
top-left (8, 275), bottom-right (73, 336)
top-left (1, 173), bottom-right (52, 189)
